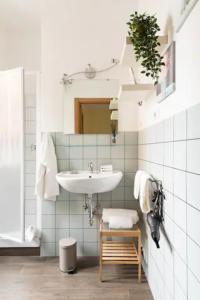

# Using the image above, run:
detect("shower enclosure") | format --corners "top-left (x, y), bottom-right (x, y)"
top-left (0, 68), bottom-right (24, 242)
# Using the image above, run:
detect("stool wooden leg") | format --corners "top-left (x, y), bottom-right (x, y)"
top-left (99, 233), bottom-right (103, 282)
top-left (138, 235), bottom-right (142, 283)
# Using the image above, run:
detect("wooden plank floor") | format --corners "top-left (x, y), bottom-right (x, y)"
top-left (0, 256), bottom-right (153, 300)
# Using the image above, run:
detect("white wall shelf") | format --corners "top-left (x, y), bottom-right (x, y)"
top-left (119, 35), bottom-right (168, 102)
top-left (122, 84), bottom-right (154, 91)
top-left (126, 35), bottom-right (168, 45)
top-left (120, 35), bottom-right (168, 73)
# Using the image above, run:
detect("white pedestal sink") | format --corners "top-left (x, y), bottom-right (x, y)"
top-left (56, 170), bottom-right (123, 225)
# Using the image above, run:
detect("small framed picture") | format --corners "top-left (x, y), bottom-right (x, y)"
top-left (156, 42), bottom-right (176, 103)
top-left (177, 0), bottom-right (199, 32)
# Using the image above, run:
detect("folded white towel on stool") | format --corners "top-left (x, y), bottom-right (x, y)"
top-left (102, 208), bottom-right (139, 229)
top-left (108, 215), bottom-right (135, 229)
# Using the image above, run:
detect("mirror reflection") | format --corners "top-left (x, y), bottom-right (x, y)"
top-left (74, 98), bottom-right (112, 134)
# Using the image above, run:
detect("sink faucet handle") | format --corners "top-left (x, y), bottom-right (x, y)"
top-left (88, 161), bottom-right (94, 172)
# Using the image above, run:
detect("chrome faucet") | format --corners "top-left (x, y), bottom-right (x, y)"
top-left (88, 161), bottom-right (94, 173)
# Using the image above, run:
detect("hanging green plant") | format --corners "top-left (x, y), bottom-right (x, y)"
top-left (127, 12), bottom-right (165, 85)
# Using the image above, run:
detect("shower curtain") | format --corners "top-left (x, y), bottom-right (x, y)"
top-left (0, 68), bottom-right (24, 242)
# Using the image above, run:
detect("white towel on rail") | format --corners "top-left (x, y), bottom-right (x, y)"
top-left (35, 133), bottom-right (59, 201)
top-left (134, 170), bottom-right (143, 199)
top-left (134, 170), bottom-right (151, 214)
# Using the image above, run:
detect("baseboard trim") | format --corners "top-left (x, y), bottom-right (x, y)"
top-left (0, 247), bottom-right (40, 256)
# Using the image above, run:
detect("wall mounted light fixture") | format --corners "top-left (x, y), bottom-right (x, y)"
top-left (60, 59), bottom-right (119, 86)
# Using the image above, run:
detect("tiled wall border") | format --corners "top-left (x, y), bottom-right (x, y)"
top-left (138, 103), bottom-right (200, 300)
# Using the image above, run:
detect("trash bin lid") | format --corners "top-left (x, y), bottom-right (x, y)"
top-left (59, 238), bottom-right (77, 248)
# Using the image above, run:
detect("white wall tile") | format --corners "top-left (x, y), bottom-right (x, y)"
top-left (56, 215), bottom-right (69, 229)
top-left (41, 243), bottom-right (56, 256)
top-left (174, 196), bottom-right (186, 232)
top-left (25, 187), bottom-right (35, 200)
top-left (188, 237), bottom-right (200, 282)
top-left (111, 187), bottom-right (124, 200)
top-left (56, 201), bottom-right (69, 215)
top-left (25, 107), bottom-right (35, 121)
top-left (69, 146), bottom-right (82, 159)
top-left (25, 214), bottom-right (36, 230)
top-left (69, 200), bottom-right (84, 214)
top-left (155, 121), bottom-right (164, 143)
top-left (97, 134), bottom-right (110, 145)
top-left (187, 139), bottom-right (200, 174)
top-left (174, 111), bottom-right (186, 141)
top-left (112, 158), bottom-right (124, 171)
top-left (173, 169), bottom-right (186, 201)
top-left (25, 174), bottom-right (35, 187)
top-left (56, 228), bottom-right (70, 242)
top-left (163, 167), bottom-right (173, 194)
top-left (83, 242), bottom-right (98, 256)
top-left (25, 134), bottom-right (36, 147)
top-left (69, 228), bottom-right (83, 242)
top-left (174, 224), bottom-right (187, 263)
top-left (55, 132), bottom-right (69, 146)
top-left (25, 121), bottom-right (36, 134)
top-left (42, 229), bottom-right (55, 243)
top-left (125, 132), bottom-right (138, 145)
top-left (42, 201), bottom-right (55, 215)
top-left (69, 135), bottom-right (83, 145)
top-left (188, 269), bottom-right (200, 300)
top-left (187, 172), bottom-right (200, 210)
top-left (97, 146), bottom-right (110, 159)
top-left (151, 143), bottom-right (164, 164)
top-left (69, 215), bottom-right (83, 228)
top-left (69, 159), bottom-right (83, 170)
top-left (174, 251), bottom-right (187, 295)
top-left (164, 117), bottom-right (173, 142)
top-left (83, 229), bottom-right (97, 242)
top-left (125, 145), bottom-right (138, 159)
top-left (111, 145), bottom-right (124, 158)
top-left (25, 161), bottom-right (36, 174)
top-left (25, 200), bottom-right (36, 215)
top-left (42, 215), bottom-right (55, 229)
top-left (124, 159), bottom-right (137, 172)
top-left (187, 103), bottom-right (200, 139)
top-left (187, 205), bottom-right (200, 246)
top-left (174, 280), bottom-right (187, 300)
top-left (164, 191), bottom-right (174, 220)
top-left (164, 142), bottom-right (173, 167)
top-left (173, 141), bottom-right (186, 170)
top-left (83, 146), bottom-right (96, 159)
top-left (83, 134), bottom-right (97, 145)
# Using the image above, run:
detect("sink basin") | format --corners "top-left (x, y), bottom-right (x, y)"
top-left (56, 170), bottom-right (123, 194)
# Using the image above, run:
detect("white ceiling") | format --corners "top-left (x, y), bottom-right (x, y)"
top-left (0, 0), bottom-right (41, 32)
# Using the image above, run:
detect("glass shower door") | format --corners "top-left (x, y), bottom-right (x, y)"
top-left (0, 68), bottom-right (24, 242)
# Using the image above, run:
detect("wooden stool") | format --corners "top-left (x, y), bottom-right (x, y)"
top-left (99, 221), bottom-right (142, 282)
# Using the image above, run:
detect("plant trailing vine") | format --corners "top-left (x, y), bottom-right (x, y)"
top-left (127, 12), bottom-right (165, 85)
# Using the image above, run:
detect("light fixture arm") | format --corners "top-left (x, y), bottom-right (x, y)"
top-left (60, 58), bottom-right (119, 85)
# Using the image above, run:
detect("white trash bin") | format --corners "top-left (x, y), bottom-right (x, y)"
top-left (59, 238), bottom-right (77, 273)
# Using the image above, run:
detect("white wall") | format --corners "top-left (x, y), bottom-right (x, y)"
top-left (0, 29), bottom-right (40, 71)
top-left (118, 91), bottom-right (138, 132)
top-left (137, 0), bottom-right (200, 129)
top-left (40, 0), bottom-right (138, 132)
